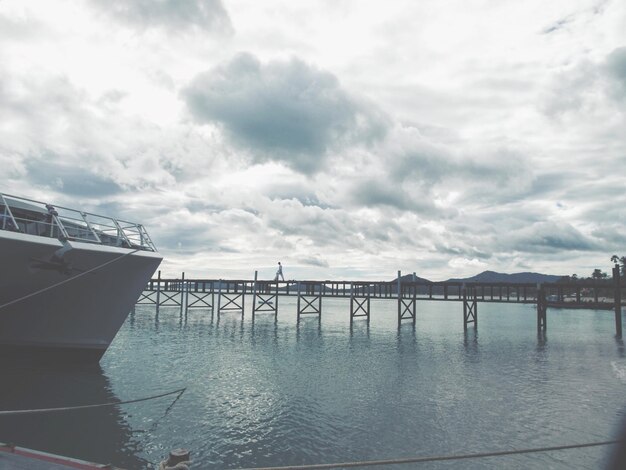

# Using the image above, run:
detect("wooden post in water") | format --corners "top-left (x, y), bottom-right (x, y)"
top-left (613, 265), bottom-right (622, 338)
top-left (537, 283), bottom-right (547, 331)
top-left (350, 282), bottom-right (370, 324)
top-left (217, 279), bottom-right (222, 317)
top-left (349, 282), bottom-right (354, 325)
top-left (463, 284), bottom-right (478, 330)
top-left (297, 282), bottom-right (301, 321)
top-left (252, 270), bottom-right (258, 318)
top-left (396, 270), bottom-right (416, 324)
top-left (397, 270), bottom-right (402, 323)
top-left (180, 272), bottom-right (185, 318)
top-left (156, 270), bottom-right (161, 314)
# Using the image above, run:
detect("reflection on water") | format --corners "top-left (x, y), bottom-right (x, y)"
top-left (0, 363), bottom-right (148, 469)
top-left (1, 299), bottom-right (625, 469)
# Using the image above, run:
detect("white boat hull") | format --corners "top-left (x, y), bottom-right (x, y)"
top-left (0, 230), bottom-right (162, 362)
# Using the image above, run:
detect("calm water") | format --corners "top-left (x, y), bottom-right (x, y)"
top-left (1, 300), bottom-right (626, 469)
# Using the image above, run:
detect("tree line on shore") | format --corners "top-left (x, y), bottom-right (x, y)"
top-left (558, 255), bottom-right (625, 283)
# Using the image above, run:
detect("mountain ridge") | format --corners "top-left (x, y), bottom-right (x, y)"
top-left (395, 270), bottom-right (562, 283)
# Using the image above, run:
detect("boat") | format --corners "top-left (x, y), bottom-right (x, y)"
top-left (0, 193), bottom-right (162, 362)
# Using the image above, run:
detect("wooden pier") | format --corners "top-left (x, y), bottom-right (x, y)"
top-left (136, 267), bottom-right (625, 336)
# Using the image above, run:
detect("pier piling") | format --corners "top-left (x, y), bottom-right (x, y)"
top-left (156, 270), bottom-right (161, 314)
top-left (463, 285), bottom-right (478, 330)
top-left (537, 284), bottom-right (547, 331)
top-left (614, 265), bottom-right (622, 338)
top-left (349, 282), bottom-right (370, 324)
top-left (397, 271), bottom-right (416, 325)
top-left (252, 271), bottom-right (278, 318)
top-left (297, 282), bottom-right (322, 320)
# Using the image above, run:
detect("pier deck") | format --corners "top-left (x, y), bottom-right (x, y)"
top-left (137, 267), bottom-right (625, 336)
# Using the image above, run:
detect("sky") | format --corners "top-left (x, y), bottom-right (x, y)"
top-left (1, 0), bottom-right (625, 281)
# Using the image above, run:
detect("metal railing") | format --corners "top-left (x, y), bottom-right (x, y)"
top-left (0, 192), bottom-right (157, 252)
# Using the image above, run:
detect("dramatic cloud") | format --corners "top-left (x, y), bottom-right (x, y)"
top-left (25, 160), bottom-right (123, 197)
top-left (183, 53), bottom-right (389, 173)
top-left (511, 222), bottom-right (600, 253)
top-left (90, 0), bottom-right (233, 34)
top-left (1, 0), bottom-right (625, 280)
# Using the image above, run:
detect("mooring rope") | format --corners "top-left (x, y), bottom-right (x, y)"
top-left (236, 439), bottom-right (622, 470)
top-left (0, 248), bottom-right (140, 311)
top-left (0, 387), bottom-right (185, 416)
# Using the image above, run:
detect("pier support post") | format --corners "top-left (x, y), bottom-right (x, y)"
top-left (156, 270), bottom-right (161, 314)
top-left (217, 279), bottom-right (222, 317)
top-left (537, 283), bottom-right (547, 331)
top-left (297, 282), bottom-right (322, 321)
top-left (397, 270), bottom-right (416, 325)
top-left (252, 270), bottom-right (258, 316)
top-left (614, 265), bottom-right (622, 338)
top-left (185, 279), bottom-right (214, 312)
top-left (252, 271), bottom-right (278, 318)
top-left (215, 280), bottom-right (246, 317)
top-left (397, 270), bottom-right (401, 323)
top-left (463, 285), bottom-right (478, 330)
top-left (180, 272), bottom-right (186, 318)
top-left (350, 282), bottom-right (370, 324)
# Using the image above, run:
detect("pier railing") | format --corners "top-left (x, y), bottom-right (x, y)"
top-left (142, 277), bottom-right (623, 304)
top-left (0, 192), bottom-right (157, 251)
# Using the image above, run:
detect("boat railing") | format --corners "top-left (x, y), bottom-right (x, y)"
top-left (0, 192), bottom-right (157, 252)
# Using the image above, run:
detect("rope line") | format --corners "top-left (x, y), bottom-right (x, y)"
top-left (237, 440), bottom-right (622, 470)
top-left (0, 387), bottom-right (185, 416)
top-left (0, 248), bottom-right (140, 311)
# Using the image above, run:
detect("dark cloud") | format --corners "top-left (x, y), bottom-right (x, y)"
top-left (352, 180), bottom-right (407, 208)
top-left (542, 17), bottom-right (572, 34)
top-left (388, 144), bottom-right (449, 183)
top-left (433, 242), bottom-right (492, 260)
top-left (383, 128), bottom-right (533, 202)
top-left (90, 0), bottom-right (232, 34)
top-left (182, 53), bottom-right (389, 174)
top-left (186, 199), bottom-right (227, 214)
top-left (510, 221), bottom-right (599, 253)
top-left (541, 61), bottom-right (598, 117)
top-left (606, 47), bottom-right (626, 95)
top-left (265, 183), bottom-right (333, 209)
top-left (543, 47), bottom-right (626, 117)
top-left (591, 226), bottom-right (625, 248)
top-left (25, 159), bottom-right (123, 197)
top-left (298, 256), bottom-right (329, 268)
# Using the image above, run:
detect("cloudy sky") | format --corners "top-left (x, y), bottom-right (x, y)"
top-left (1, 0), bottom-right (625, 280)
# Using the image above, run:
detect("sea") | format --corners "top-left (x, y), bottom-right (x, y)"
top-left (1, 299), bottom-right (625, 469)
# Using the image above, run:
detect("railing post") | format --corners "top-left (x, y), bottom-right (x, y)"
top-left (614, 265), bottom-right (622, 338)
top-left (0, 194), bottom-right (19, 231)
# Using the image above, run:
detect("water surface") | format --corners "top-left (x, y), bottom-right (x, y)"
top-left (1, 299), bottom-right (625, 469)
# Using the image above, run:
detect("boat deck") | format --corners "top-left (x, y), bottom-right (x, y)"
top-left (0, 443), bottom-right (121, 469)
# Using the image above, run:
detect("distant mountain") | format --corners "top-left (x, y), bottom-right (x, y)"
top-left (446, 270), bottom-right (562, 284)
top-left (394, 273), bottom-right (432, 283)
